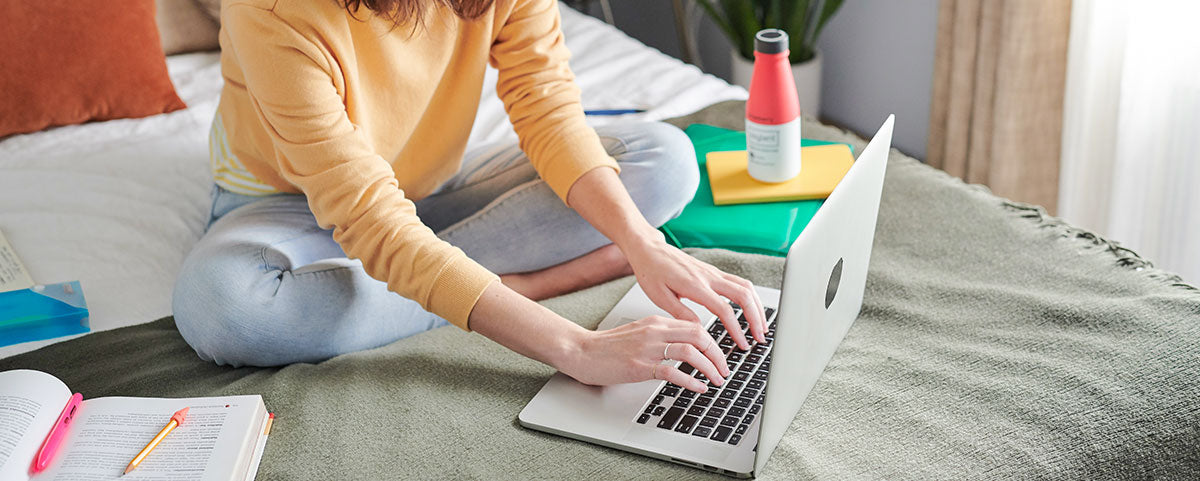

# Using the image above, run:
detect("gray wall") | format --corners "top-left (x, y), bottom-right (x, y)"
top-left (576, 0), bottom-right (939, 160)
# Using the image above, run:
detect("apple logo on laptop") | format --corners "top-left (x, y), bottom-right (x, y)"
top-left (825, 258), bottom-right (843, 309)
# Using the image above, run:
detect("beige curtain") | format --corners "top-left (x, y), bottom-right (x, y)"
top-left (927, 0), bottom-right (1072, 213)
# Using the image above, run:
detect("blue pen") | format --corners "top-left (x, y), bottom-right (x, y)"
top-left (584, 109), bottom-right (646, 116)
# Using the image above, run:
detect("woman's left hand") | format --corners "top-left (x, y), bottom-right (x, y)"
top-left (623, 235), bottom-right (767, 351)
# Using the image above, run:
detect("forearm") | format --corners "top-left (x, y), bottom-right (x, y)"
top-left (566, 167), bottom-right (663, 252)
top-left (468, 280), bottom-right (586, 371)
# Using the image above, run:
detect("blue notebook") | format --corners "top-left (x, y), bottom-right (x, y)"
top-left (0, 281), bottom-right (90, 347)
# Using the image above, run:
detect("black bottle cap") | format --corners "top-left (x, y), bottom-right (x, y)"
top-left (754, 29), bottom-right (788, 54)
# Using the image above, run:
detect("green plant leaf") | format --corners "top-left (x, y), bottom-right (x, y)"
top-left (721, 0), bottom-right (760, 59)
top-left (765, 0), bottom-right (782, 29)
top-left (786, 0), bottom-right (813, 62)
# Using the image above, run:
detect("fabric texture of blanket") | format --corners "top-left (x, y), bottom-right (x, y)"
top-left (3, 102), bottom-right (1197, 479)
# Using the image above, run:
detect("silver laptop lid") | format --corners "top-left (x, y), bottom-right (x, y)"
top-left (753, 115), bottom-right (894, 474)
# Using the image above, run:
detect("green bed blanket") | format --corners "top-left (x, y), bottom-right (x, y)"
top-left (3, 102), bottom-right (1198, 479)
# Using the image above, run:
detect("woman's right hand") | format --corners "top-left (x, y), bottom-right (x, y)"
top-left (561, 315), bottom-right (730, 393)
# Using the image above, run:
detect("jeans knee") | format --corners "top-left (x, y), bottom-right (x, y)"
top-left (172, 251), bottom-right (276, 367)
top-left (619, 122), bottom-right (699, 226)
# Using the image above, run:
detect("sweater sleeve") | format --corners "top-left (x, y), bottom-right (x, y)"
top-left (223, 5), bottom-right (497, 330)
top-left (490, 0), bottom-right (620, 202)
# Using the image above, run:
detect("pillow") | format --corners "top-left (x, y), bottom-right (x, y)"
top-left (156, 0), bottom-right (220, 55)
top-left (0, 0), bottom-right (187, 137)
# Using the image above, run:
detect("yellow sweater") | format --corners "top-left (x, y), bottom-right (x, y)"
top-left (216, 0), bottom-right (618, 329)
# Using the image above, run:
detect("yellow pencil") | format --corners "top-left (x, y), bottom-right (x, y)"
top-left (124, 407), bottom-right (189, 475)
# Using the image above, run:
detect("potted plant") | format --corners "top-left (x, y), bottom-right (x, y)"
top-left (696, 0), bottom-right (843, 116)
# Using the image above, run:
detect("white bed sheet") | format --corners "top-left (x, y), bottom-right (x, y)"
top-left (0, 6), bottom-right (744, 359)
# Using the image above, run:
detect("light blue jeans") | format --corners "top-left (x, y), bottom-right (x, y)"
top-left (173, 122), bottom-right (699, 367)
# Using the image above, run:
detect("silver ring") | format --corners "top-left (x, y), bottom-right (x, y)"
top-left (663, 343), bottom-right (672, 361)
top-left (651, 363), bottom-right (659, 380)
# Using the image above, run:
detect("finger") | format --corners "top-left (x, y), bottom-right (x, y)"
top-left (644, 284), bottom-right (700, 324)
top-left (666, 343), bottom-right (724, 387)
top-left (667, 324), bottom-right (729, 380)
top-left (657, 365), bottom-right (708, 394)
top-left (717, 276), bottom-right (766, 344)
top-left (684, 285), bottom-right (748, 350)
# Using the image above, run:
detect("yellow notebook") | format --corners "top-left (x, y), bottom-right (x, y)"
top-left (705, 145), bottom-right (855, 205)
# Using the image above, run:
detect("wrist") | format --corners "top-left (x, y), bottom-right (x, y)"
top-left (548, 321), bottom-right (590, 375)
top-left (613, 221), bottom-right (665, 256)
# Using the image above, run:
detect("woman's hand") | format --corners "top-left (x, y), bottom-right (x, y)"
top-left (622, 235), bottom-right (767, 351)
top-left (561, 315), bottom-right (731, 393)
top-left (565, 167), bottom-right (767, 351)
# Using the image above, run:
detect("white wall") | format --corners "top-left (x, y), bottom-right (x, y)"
top-left (576, 0), bottom-right (940, 160)
top-left (817, 0), bottom-right (939, 159)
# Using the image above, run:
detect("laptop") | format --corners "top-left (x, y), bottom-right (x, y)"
top-left (519, 115), bottom-right (895, 477)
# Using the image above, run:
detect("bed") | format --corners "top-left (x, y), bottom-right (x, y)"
top-left (3, 5), bottom-right (1198, 480)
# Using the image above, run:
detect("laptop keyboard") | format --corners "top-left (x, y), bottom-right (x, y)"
top-left (634, 303), bottom-right (777, 446)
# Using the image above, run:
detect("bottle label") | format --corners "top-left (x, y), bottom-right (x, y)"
top-left (746, 117), bottom-right (802, 183)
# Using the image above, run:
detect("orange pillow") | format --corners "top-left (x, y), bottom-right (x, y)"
top-left (0, 0), bottom-right (186, 137)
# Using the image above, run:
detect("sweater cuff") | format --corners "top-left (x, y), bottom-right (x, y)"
top-left (539, 127), bottom-right (621, 202)
top-left (426, 255), bottom-right (500, 331)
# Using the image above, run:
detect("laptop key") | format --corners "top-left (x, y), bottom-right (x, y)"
top-left (680, 389), bottom-right (697, 399)
top-left (733, 398), bottom-right (751, 408)
top-left (687, 406), bottom-right (705, 417)
top-left (752, 345), bottom-right (767, 355)
top-left (714, 398), bottom-right (731, 408)
top-left (673, 397), bottom-right (691, 408)
top-left (653, 406), bottom-right (665, 416)
top-left (728, 434), bottom-right (742, 445)
top-left (719, 389), bottom-right (737, 399)
top-left (735, 424), bottom-right (747, 435)
top-left (694, 396), bottom-right (713, 407)
top-left (746, 354), bottom-right (762, 364)
top-left (741, 389), bottom-right (759, 399)
top-left (693, 426), bottom-right (713, 438)
top-left (699, 416), bottom-right (718, 428)
top-left (708, 408), bottom-right (726, 419)
top-left (637, 414), bottom-right (650, 424)
top-left (744, 414), bottom-right (755, 425)
top-left (711, 426), bottom-right (733, 442)
top-left (727, 380), bottom-right (744, 391)
top-left (675, 415), bottom-right (699, 433)
top-left (720, 416), bottom-right (738, 427)
top-left (749, 404), bottom-right (761, 415)
top-left (657, 407), bottom-right (685, 429)
top-left (733, 371), bottom-right (749, 381)
top-left (679, 363), bottom-right (695, 375)
top-left (747, 380), bottom-right (763, 390)
top-left (728, 406), bottom-right (746, 417)
top-left (661, 386), bottom-right (680, 397)
top-left (738, 362), bottom-right (755, 373)
top-left (753, 371), bottom-right (768, 381)
top-left (644, 405), bottom-right (655, 414)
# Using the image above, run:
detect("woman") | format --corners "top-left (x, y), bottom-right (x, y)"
top-left (173, 0), bottom-right (766, 394)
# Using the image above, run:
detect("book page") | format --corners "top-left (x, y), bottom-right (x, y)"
top-left (0, 370), bottom-right (73, 481)
top-left (35, 395), bottom-right (266, 481)
top-left (0, 229), bottom-right (35, 293)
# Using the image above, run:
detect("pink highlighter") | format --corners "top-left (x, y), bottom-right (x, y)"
top-left (31, 392), bottom-right (82, 474)
top-left (745, 29), bottom-right (802, 183)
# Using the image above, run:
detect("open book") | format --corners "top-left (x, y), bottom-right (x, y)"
top-left (0, 370), bottom-right (270, 480)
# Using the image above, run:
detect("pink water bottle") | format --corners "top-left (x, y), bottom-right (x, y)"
top-left (746, 29), bottom-right (802, 183)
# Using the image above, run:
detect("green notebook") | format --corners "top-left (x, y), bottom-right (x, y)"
top-left (660, 124), bottom-right (853, 257)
